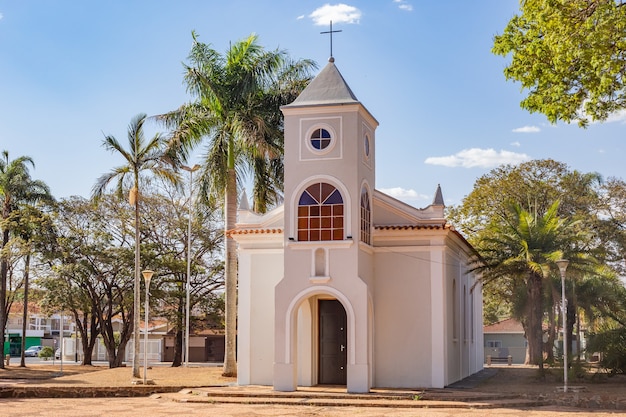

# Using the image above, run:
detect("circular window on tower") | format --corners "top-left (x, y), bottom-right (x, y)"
top-left (307, 126), bottom-right (335, 153)
top-left (364, 133), bottom-right (370, 159)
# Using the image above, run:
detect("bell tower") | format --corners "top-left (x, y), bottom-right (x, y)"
top-left (274, 57), bottom-right (378, 393)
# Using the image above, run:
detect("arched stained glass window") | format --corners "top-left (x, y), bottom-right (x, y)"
top-left (297, 183), bottom-right (344, 241)
top-left (360, 187), bottom-right (371, 245)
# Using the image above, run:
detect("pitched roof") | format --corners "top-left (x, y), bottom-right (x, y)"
top-left (283, 58), bottom-right (359, 107)
top-left (483, 318), bottom-right (524, 334)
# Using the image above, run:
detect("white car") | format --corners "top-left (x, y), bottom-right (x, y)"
top-left (24, 345), bottom-right (43, 357)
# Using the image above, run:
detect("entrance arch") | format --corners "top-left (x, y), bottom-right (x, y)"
top-left (276, 286), bottom-right (356, 389)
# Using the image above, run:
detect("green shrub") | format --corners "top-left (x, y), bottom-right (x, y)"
top-left (38, 346), bottom-right (54, 360)
top-left (587, 327), bottom-right (626, 374)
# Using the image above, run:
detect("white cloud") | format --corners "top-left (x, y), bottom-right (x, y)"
top-left (424, 148), bottom-right (530, 168)
top-left (309, 4), bottom-right (361, 26)
top-left (394, 0), bottom-right (413, 11)
top-left (297, 14), bottom-right (305, 20)
top-left (510, 141), bottom-right (521, 147)
top-left (380, 187), bottom-right (428, 201)
top-left (604, 109), bottom-right (626, 124)
top-left (512, 125), bottom-right (540, 133)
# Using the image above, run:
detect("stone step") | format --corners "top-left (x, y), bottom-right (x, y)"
top-left (170, 387), bottom-right (545, 408)
top-left (171, 390), bottom-right (545, 409)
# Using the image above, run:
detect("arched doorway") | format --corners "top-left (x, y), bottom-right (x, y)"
top-left (318, 299), bottom-right (347, 385)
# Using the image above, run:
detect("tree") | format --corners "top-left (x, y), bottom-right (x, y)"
top-left (15, 205), bottom-right (55, 367)
top-left (492, 0), bottom-right (626, 127)
top-left (41, 196), bottom-right (136, 367)
top-left (92, 115), bottom-right (178, 377)
top-left (159, 33), bottom-right (316, 376)
top-left (139, 181), bottom-right (224, 367)
top-left (449, 159), bottom-right (620, 366)
top-left (472, 201), bottom-right (584, 367)
top-left (0, 151), bottom-right (52, 368)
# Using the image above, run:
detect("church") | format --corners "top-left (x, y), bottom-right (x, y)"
top-left (230, 57), bottom-right (484, 393)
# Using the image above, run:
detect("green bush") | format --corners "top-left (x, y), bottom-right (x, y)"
top-left (586, 327), bottom-right (626, 374)
top-left (38, 346), bottom-right (54, 360)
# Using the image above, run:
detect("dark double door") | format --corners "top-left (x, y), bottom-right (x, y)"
top-left (318, 299), bottom-right (347, 385)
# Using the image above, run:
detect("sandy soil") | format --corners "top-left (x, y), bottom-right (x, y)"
top-left (1, 362), bottom-right (624, 396)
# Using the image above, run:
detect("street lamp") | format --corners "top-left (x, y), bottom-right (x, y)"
top-left (142, 269), bottom-right (154, 385)
top-left (181, 164), bottom-right (200, 367)
top-left (556, 259), bottom-right (569, 393)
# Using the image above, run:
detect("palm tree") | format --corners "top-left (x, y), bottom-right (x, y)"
top-left (472, 201), bottom-right (583, 368)
top-left (92, 114), bottom-right (179, 378)
top-left (0, 151), bottom-right (52, 368)
top-left (159, 32), bottom-right (315, 376)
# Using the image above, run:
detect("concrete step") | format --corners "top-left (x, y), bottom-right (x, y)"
top-left (170, 387), bottom-right (545, 409)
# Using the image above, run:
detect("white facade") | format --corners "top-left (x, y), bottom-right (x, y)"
top-left (232, 58), bottom-right (483, 393)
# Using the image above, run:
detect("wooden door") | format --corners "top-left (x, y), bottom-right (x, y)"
top-left (318, 299), bottom-right (347, 385)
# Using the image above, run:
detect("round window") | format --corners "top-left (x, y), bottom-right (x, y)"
top-left (364, 134), bottom-right (370, 157)
top-left (310, 128), bottom-right (332, 150)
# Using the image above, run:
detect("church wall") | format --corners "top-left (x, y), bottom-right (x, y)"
top-left (372, 249), bottom-right (433, 388)
top-left (237, 249), bottom-right (283, 385)
top-left (445, 253), bottom-right (462, 385)
top-left (442, 240), bottom-right (484, 385)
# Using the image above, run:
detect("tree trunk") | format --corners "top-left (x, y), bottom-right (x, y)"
top-left (0, 227), bottom-right (9, 370)
top-left (223, 168), bottom-right (238, 377)
top-left (172, 328), bottom-right (183, 367)
top-left (20, 252), bottom-right (30, 367)
top-left (526, 272), bottom-right (544, 369)
top-left (132, 190), bottom-right (141, 378)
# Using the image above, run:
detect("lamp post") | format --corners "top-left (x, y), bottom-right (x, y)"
top-left (142, 269), bottom-right (154, 385)
top-left (181, 164), bottom-right (200, 367)
top-left (556, 259), bottom-right (569, 393)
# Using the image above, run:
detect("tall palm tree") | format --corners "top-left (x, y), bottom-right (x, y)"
top-left (472, 201), bottom-right (584, 368)
top-left (0, 151), bottom-right (52, 368)
top-left (159, 32), bottom-right (315, 376)
top-left (92, 114), bottom-right (179, 378)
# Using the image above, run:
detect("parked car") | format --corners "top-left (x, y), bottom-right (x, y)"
top-left (55, 348), bottom-right (61, 359)
top-left (24, 345), bottom-right (43, 357)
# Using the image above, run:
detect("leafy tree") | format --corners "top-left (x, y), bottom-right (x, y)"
top-left (92, 114), bottom-right (179, 377)
top-left (472, 201), bottom-right (585, 367)
top-left (14, 205), bottom-right (55, 367)
top-left (41, 196), bottom-right (139, 367)
top-left (0, 151), bottom-right (52, 368)
top-left (451, 159), bottom-right (626, 367)
top-left (159, 33), bottom-right (316, 376)
top-left (139, 181), bottom-right (224, 367)
top-left (492, 0), bottom-right (626, 126)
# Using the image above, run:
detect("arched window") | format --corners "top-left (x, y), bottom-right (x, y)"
top-left (360, 187), bottom-right (371, 245)
top-left (297, 183), bottom-right (344, 241)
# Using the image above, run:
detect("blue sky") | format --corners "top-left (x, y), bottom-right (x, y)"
top-left (1, 1), bottom-right (624, 208)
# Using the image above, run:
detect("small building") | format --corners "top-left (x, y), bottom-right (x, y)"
top-left (232, 57), bottom-right (484, 393)
top-left (483, 318), bottom-right (526, 364)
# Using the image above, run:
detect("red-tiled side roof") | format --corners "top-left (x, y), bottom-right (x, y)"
top-left (375, 224), bottom-right (447, 230)
top-left (227, 228), bottom-right (283, 237)
top-left (483, 317), bottom-right (524, 333)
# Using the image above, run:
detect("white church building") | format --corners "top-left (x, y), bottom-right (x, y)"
top-left (231, 57), bottom-right (483, 393)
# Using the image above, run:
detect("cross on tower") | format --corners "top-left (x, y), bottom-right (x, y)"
top-left (320, 21), bottom-right (342, 60)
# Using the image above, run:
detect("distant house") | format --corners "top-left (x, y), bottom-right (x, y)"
top-left (483, 318), bottom-right (526, 364)
top-left (4, 303), bottom-right (74, 356)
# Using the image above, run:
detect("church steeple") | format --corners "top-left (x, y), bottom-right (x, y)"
top-left (283, 59), bottom-right (360, 108)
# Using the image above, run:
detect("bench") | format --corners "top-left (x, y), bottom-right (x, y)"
top-left (486, 355), bottom-right (512, 366)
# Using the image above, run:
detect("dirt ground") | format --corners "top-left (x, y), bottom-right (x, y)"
top-left (1, 362), bottom-right (624, 396)
top-left (477, 364), bottom-right (626, 397)
top-left (0, 363), bottom-right (235, 387)
top-left (1, 364), bottom-right (625, 416)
